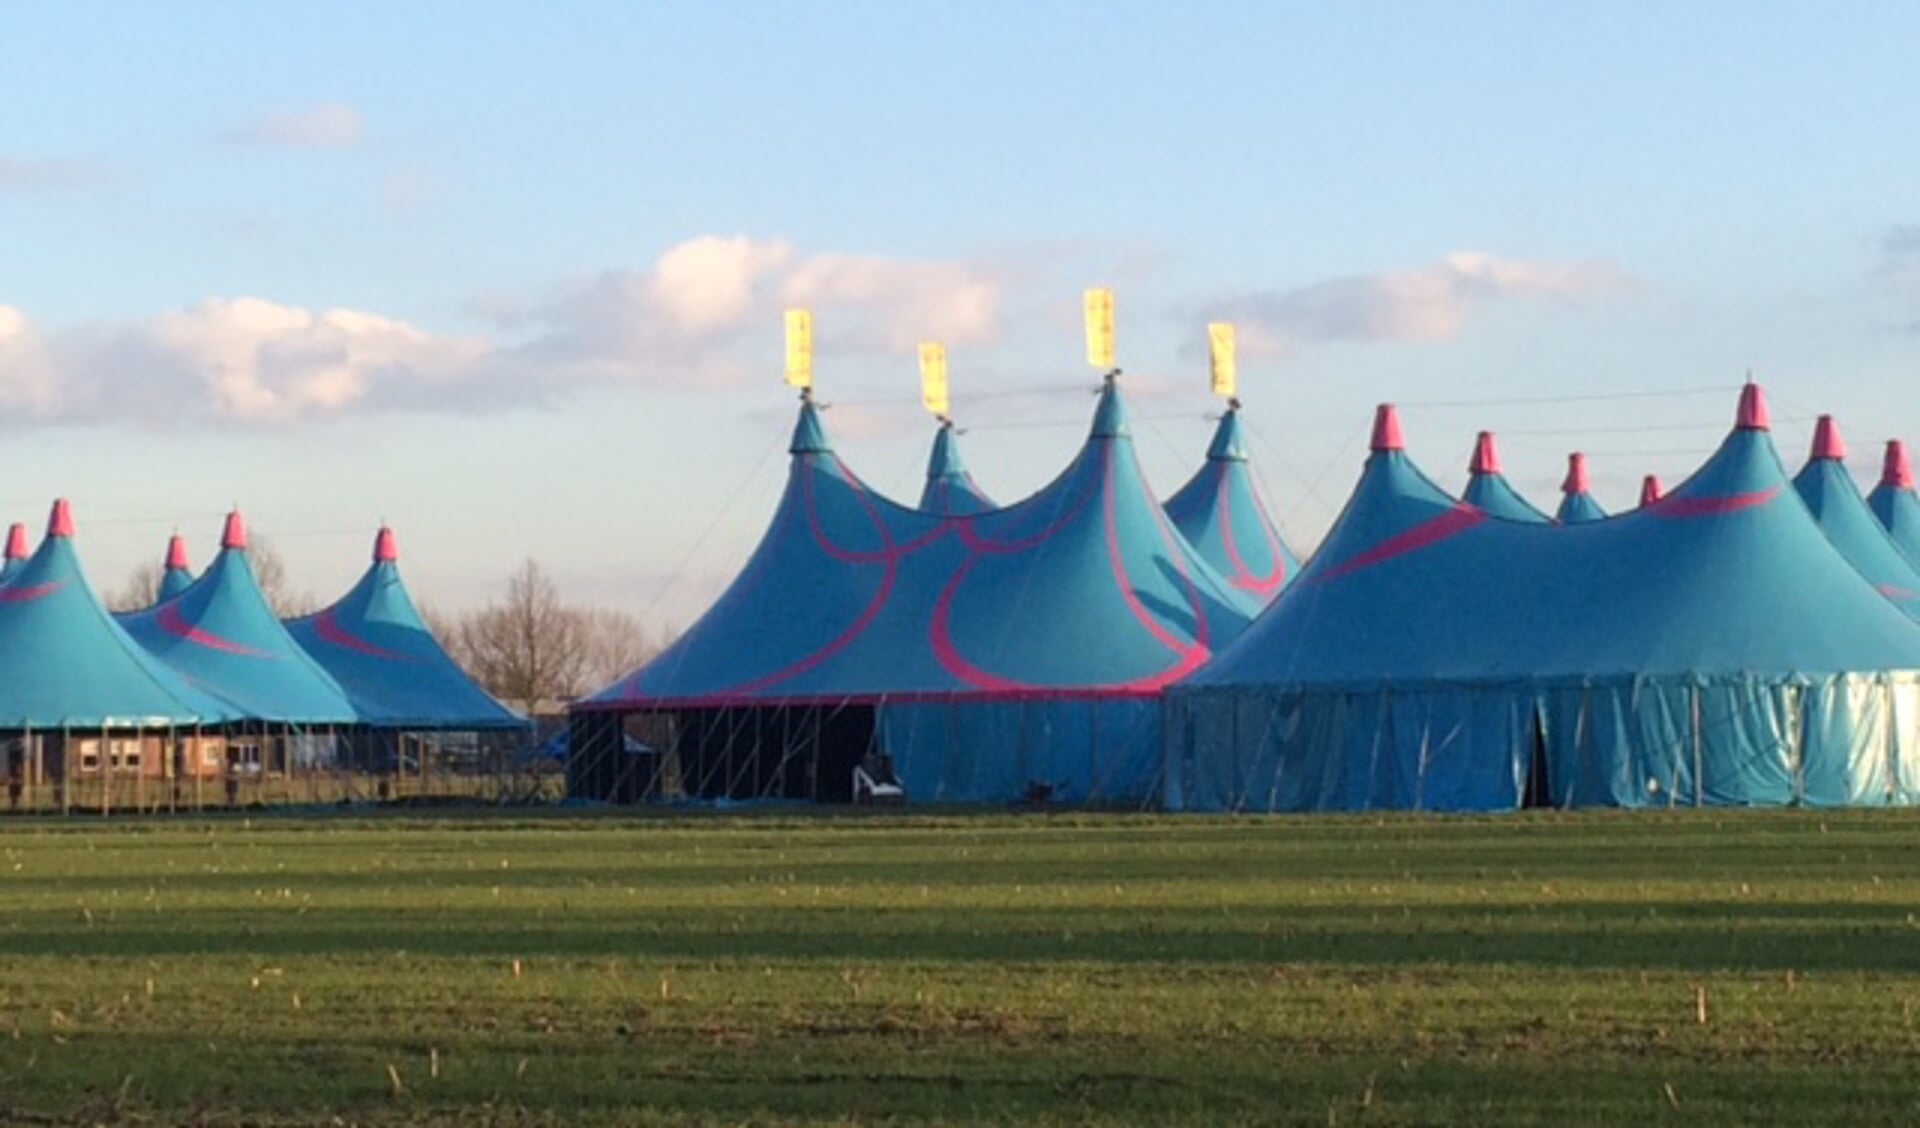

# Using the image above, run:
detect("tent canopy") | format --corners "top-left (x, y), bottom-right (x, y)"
top-left (1184, 386), bottom-right (1920, 692)
top-left (121, 511), bottom-right (357, 725)
top-left (0, 500), bottom-right (234, 729)
top-left (1868, 439), bottom-right (1920, 568)
top-left (1793, 415), bottom-right (1920, 620)
top-left (918, 423), bottom-right (995, 516)
top-left (1164, 407), bottom-right (1301, 603)
top-left (582, 380), bottom-right (1253, 710)
top-left (286, 527), bottom-right (526, 730)
top-left (1555, 452), bottom-right (1607, 524)
top-left (157, 533), bottom-right (195, 604)
top-left (1462, 431), bottom-right (1549, 523)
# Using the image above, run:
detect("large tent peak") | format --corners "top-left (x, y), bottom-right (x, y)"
top-left (1369, 404), bottom-right (1404, 453)
top-left (222, 509), bottom-right (249, 551)
top-left (47, 498), bottom-right (74, 540)
top-left (1737, 382), bottom-right (1771, 431)
top-left (1205, 408), bottom-right (1250, 462)
top-left (374, 525), bottom-right (399, 563)
top-left (1562, 452), bottom-right (1590, 495)
top-left (789, 399), bottom-right (832, 455)
top-left (5, 522), bottom-right (27, 561)
top-left (926, 423), bottom-right (966, 480)
top-left (1809, 415), bottom-right (1847, 462)
top-left (1469, 431), bottom-right (1501, 475)
top-left (1640, 475), bottom-right (1664, 506)
top-left (165, 533), bottom-right (190, 571)
top-left (1884, 440), bottom-right (1915, 490)
top-left (1089, 379), bottom-right (1130, 439)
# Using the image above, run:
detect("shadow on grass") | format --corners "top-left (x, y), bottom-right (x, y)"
top-left (9, 899), bottom-right (1920, 973)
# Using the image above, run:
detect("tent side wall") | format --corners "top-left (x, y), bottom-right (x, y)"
top-left (1165, 675), bottom-right (1920, 812)
top-left (876, 696), bottom-right (1162, 806)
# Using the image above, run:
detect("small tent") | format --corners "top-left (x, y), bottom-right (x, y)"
top-left (1164, 406), bottom-right (1301, 603)
top-left (1462, 431), bottom-right (1549, 522)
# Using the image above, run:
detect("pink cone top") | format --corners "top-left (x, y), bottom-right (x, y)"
top-left (1469, 431), bottom-right (1501, 475)
top-left (1736, 382), bottom-right (1770, 430)
top-left (222, 509), bottom-right (248, 551)
top-left (47, 499), bottom-right (74, 539)
top-left (1370, 404), bottom-right (1404, 452)
top-left (1562, 452), bottom-right (1590, 495)
top-left (374, 525), bottom-right (398, 563)
top-left (165, 533), bottom-right (190, 571)
top-left (1809, 414), bottom-right (1846, 462)
top-left (1640, 475), bottom-right (1663, 506)
top-left (1884, 440), bottom-right (1915, 490)
top-left (4, 523), bottom-right (27, 560)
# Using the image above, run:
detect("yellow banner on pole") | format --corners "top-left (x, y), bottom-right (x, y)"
top-left (1208, 322), bottom-right (1236, 398)
top-left (919, 342), bottom-right (949, 417)
top-left (1084, 287), bottom-right (1116, 369)
top-left (784, 309), bottom-right (813, 389)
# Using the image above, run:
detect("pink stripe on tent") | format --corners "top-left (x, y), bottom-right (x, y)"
top-left (1652, 487), bottom-right (1780, 518)
top-left (312, 607), bottom-right (415, 663)
top-left (0, 581), bottom-right (62, 602)
top-left (156, 603), bottom-right (274, 657)
top-left (1316, 504), bottom-right (1486, 583)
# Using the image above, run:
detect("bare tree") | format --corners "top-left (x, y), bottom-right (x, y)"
top-left (107, 561), bottom-right (164, 613)
top-left (456, 559), bottom-right (592, 713)
top-left (580, 608), bottom-right (665, 691)
top-left (249, 535), bottom-right (316, 618)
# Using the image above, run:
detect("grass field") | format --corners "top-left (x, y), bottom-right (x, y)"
top-left (2, 810), bottom-right (1919, 1125)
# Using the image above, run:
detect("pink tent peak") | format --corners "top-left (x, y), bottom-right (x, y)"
top-left (1810, 414), bottom-right (1847, 461)
top-left (222, 510), bottom-right (248, 551)
top-left (1370, 404), bottom-right (1404, 452)
top-left (4, 523), bottom-right (27, 560)
top-left (48, 499), bottom-right (74, 539)
top-left (165, 533), bottom-right (190, 571)
top-left (1640, 475), bottom-right (1663, 506)
top-left (1469, 431), bottom-right (1501, 475)
top-left (374, 525), bottom-right (398, 563)
top-left (1561, 452), bottom-right (1590, 495)
top-left (1736, 382), bottom-right (1770, 430)
top-left (1884, 440), bottom-right (1915, 490)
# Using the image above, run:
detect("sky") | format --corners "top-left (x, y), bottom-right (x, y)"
top-left (3, 1), bottom-right (1919, 631)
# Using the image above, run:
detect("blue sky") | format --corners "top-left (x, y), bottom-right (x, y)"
top-left (3, 2), bottom-right (1918, 625)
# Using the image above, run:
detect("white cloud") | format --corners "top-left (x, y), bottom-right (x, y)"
top-left (218, 102), bottom-right (363, 148)
top-left (0, 307), bottom-right (62, 410)
top-left (512, 234), bottom-right (1004, 385)
top-left (1222, 251), bottom-right (1633, 358)
top-left (0, 235), bottom-right (1004, 424)
top-left (0, 298), bottom-right (486, 425)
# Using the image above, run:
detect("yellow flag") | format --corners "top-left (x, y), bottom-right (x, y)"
top-left (1084, 287), bottom-right (1116, 369)
top-left (1208, 322), bottom-right (1237, 398)
top-left (919, 342), bottom-right (949, 417)
top-left (783, 309), bottom-right (813, 389)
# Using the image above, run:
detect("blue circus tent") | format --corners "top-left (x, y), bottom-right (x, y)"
top-left (918, 422), bottom-right (995, 515)
top-left (286, 527), bottom-right (524, 730)
top-left (1164, 406), bottom-right (1301, 604)
top-left (1793, 416), bottom-right (1920, 620)
top-left (157, 533), bottom-right (195, 604)
top-left (0, 523), bottom-right (27, 584)
top-left (574, 379), bottom-right (1254, 805)
top-left (1461, 431), bottom-right (1548, 522)
top-left (1555, 453), bottom-right (1607, 523)
top-left (1165, 385), bottom-right (1920, 813)
top-left (1868, 440), bottom-right (1920, 567)
top-left (0, 500), bottom-right (233, 730)
top-left (122, 511), bottom-right (357, 725)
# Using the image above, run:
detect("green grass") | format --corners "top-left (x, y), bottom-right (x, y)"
top-left (3, 809), bottom-right (1920, 1125)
